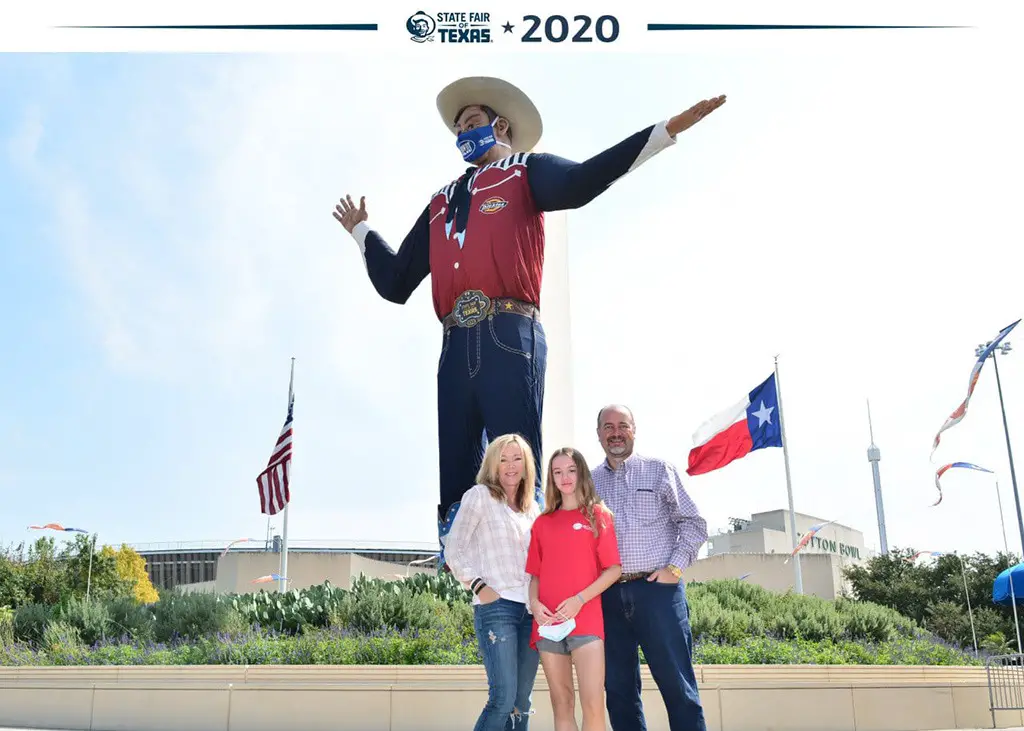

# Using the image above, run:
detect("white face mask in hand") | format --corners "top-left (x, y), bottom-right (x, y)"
top-left (538, 617), bottom-right (576, 642)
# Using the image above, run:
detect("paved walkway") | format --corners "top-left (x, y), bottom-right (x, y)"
top-left (10, 727), bottom-right (1019, 730)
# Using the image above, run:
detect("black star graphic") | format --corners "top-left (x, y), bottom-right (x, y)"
top-left (502, 21), bottom-right (514, 33)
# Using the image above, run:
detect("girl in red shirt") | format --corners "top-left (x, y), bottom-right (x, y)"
top-left (526, 447), bottom-right (622, 731)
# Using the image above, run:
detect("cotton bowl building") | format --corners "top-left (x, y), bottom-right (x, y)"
top-left (131, 538), bottom-right (439, 594)
top-left (682, 509), bottom-right (875, 599)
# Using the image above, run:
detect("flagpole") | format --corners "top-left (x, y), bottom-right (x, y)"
top-left (86, 533), bottom-right (95, 602)
top-left (279, 357), bottom-right (294, 594)
top-left (279, 508), bottom-right (289, 593)
top-left (774, 355), bottom-right (804, 595)
top-left (954, 553), bottom-right (978, 657)
top-left (996, 479), bottom-right (1023, 654)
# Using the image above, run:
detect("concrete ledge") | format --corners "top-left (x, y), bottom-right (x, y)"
top-left (0, 664), bottom-right (1020, 731)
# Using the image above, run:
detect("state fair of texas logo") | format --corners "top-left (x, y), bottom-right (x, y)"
top-left (479, 196), bottom-right (508, 214)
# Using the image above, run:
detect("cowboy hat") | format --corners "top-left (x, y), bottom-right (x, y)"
top-left (436, 76), bottom-right (543, 153)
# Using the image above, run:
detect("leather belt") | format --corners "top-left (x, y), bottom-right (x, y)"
top-left (616, 571), bottom-right (655, 584)
top-left (441, 289), bottom-right (539, 333)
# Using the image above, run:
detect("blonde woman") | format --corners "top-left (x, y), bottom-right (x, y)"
top-left (525, 447), bottom-right (622, 731)
top-left (445, 433), bottom-right (542, 731)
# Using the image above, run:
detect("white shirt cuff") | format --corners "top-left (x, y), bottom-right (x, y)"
top-left (656, 119), bottom-right (678, 145)
top-left (627, 120), bottom-right (676, 174)
top-left (351, 221), bottom-right (370, 255)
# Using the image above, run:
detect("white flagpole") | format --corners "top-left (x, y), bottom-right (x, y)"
top-left (86, 533), bottom-right (95, 602)
top-left (954, 553), bottom-right (979, 656)
top-left (996, 479), bottom-right (1023, 653)
top-left (279, 357), bottom-right (294, 594)
top-left (279, 511), bottom-right (290, 593)
top-left (774, 355), bottom-right (804, 595)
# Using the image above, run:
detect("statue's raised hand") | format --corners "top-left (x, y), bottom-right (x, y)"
top-left (666, 95), bottom-right (727, 137)
top-left (333, 194), bottom-right (368, 233)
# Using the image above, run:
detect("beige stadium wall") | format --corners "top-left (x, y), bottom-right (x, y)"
top-left (212, 552), bottom-right (435, 594)
top-left (684, 552), bottom-right (847, 599)
top-left (0, 664), bottom-right (1016, 731)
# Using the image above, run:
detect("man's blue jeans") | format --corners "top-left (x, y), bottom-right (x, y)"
top-left (601, 579), bottom-right (705, 731)
top-left (472, 598), bottom-right (540, 731)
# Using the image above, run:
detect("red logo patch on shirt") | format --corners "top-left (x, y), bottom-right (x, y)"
top-left (479, 196), bottom-right (508, 214)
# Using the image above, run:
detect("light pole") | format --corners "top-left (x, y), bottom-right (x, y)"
top-left (953, 552), bottom-right (979, 657)
top-left (995, 479), bottom-right (1023, 654)
top-left (976, 340), bottom-right (1024, 554)
top-left (86, 534), bottom-right (96, 602)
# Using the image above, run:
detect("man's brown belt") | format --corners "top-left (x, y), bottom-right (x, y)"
top-left (441, 289), bottom-right (539, 332)
top-left (616, 571), bottom-right (655, 583)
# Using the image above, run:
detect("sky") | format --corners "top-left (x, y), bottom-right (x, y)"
top-left (1, 31), bottom-right (1022, 564)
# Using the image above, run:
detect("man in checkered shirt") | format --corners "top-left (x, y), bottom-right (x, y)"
top-left (592, 404), bottom-right (709, 731)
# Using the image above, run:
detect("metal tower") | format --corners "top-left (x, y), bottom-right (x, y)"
top-left (867, 399), bottom-right (888, 554)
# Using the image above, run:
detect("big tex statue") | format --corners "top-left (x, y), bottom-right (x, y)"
top-left (333, 76), bottom-right (725, 568)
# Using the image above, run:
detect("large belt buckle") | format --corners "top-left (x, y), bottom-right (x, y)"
top-left (452, 290), bottom-right (491, 328)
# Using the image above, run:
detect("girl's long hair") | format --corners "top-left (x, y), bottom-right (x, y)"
top-left (542, 447), bottom-right (609, 537)
top-left (476, 433), bottom-right (537, 513)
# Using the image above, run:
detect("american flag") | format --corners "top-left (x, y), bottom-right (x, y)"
top-left (257, 363), bottom-right (294, 515)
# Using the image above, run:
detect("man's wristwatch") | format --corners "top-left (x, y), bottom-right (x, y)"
top-left (667, 564), bottom-right (683, 580)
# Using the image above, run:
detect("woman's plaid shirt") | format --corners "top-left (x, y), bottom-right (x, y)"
top-left (443, 483), bottom-right (540, 604)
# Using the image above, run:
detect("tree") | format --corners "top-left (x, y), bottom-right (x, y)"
top-left (0, 547), bottom-right (29, 608)
top-left (113, 544), bottom-right (159, 604)
top-left (63, 535), bottom-right (128, 600)
top-left (0, 535), bottom-right (159, 608)
top-left (844, 547), bottom-right (1021, 652)
top-left (19, 537), bottom-right (67, 606)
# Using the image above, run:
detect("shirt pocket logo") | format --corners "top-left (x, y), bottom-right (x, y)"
top-left (479, 196), bottom-right (508, 214)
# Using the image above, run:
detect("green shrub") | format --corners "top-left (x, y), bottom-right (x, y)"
top-left (0, 570), bottom-right (980, 668)
top-left (688, 591), bottom-right (764, 643)
top-left (0, 606), bottom-right (13, 647)
top-left (153, 592), bottom-right (246, 642)
top-left (835, 596), bottom-right (913, 643)
top-left (0, 624), bottom-right (978, 667)
top-left (53, 596), bottom-right (113, 646)
top-left (40, 620), bottom-right (88, 665)
top-left (230, 581), bottom-right (346, 634)
top-left (444, 599), bottom-right (476, 644)
top-left (42, 620), bottom-right (82, 649)
top-left (13, 603), bottom-right (53, 644)
top-left (383, 571), bottom-right (469, 606)
top-left (685, 580), bottom-right (915, 644)
top-left (222, 574), bottom-right (469, 638)
top-left (329, 586), bottom-right (441, 634)
top-left (104, 595), bottom-right (157, 643)
top-left (692, 635), bottom-right (974, 666)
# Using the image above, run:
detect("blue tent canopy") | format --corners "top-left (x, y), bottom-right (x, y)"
top-left (993, 562), bottom-right (1024, 606)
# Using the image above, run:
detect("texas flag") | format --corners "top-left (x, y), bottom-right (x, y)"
top-left (687, 374), bottom-right (783, 476)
